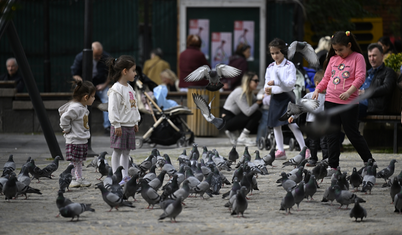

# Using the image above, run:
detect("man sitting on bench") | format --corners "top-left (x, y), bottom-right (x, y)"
top-left (358, 43), bottom-right (396, 119)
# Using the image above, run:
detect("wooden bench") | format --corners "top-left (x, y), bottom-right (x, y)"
top-left (360, 115), bottom-right (401, 153)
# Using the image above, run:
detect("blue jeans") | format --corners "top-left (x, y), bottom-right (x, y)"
top-left (257, 109), bottom-right (269, 142)
top-left (96, 86), bottom-right (110, 129)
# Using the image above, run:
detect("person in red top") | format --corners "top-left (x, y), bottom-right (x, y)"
top-left (179, 35), bottom-right (210, 91)
top-left (312, 31), bottom-right (375, 176)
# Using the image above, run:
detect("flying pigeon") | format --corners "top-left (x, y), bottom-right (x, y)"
top-left (184, 64), bottom-right (241, 91)
top-left (279, 99), bottom-right (320, 122)
top-left (349, 198), bottom-right (367, 222)
top-left (192, 93), bottom-right (225, 130)
top-left (287, 41), bottom-right (319, 68)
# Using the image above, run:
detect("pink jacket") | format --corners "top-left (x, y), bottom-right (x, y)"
top-left (316, 52), bottom-right (366, 104)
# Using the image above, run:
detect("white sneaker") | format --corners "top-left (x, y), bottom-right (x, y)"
top-left (237, 136), bottom-right (256, 147)
top-left (225, 130), bottom-right (237, 145)
top-left (70, 179), bottom-right (81, 188)
top-left (77, 178), bottom-right (91, 187)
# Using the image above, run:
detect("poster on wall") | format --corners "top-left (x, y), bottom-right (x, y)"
top-left (211, 32), bottom-right (232, 68)
top-left (233, 21), bottom-right (255, 61)
top-left (189, 19), bottom-right (210, 59)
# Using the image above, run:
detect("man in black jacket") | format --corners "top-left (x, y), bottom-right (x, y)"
top-left (359, 43), bottom-right (396, 119)
top-left (71, 41), bottom-right (111, 134)
top-left (0, 58), bottom-right (25, 92)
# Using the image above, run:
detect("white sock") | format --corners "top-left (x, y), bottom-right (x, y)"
top-left (120, 149), bottom-right (130, 178)
top-left (288, 123), bottom-right (306, 148)
top-left (111, 149), bottom-right (122, 173)
top-left (273, 126), bottom-right (284, 151)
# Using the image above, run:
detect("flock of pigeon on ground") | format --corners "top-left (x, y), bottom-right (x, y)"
top-left (1, 145), bottom-right (402, 223)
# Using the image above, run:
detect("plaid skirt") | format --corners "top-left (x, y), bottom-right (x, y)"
top-left (65, 143), bottom-right (88, 162)
top-left (110, 126), bottom-right (136, 150)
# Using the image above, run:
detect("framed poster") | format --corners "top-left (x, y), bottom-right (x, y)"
top-left (211, 32), bottom-right (232, 68)
top-left (234, 20), bottom-right (255, 61)
top-left (189, 19), bottom-right (210, 59)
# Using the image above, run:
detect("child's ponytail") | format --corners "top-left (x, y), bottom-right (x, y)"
top-left (106, 55), bottom-right (136, 83)
top-left (323, 31), bottom-right (362, 70)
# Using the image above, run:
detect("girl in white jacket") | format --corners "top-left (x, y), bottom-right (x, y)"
top-left (107, 55), bottom-right (141, 184)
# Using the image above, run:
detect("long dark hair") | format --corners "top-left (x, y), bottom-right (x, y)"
top-left (323, 31), bottom-right (362, 70)
top-left (378, 36), bottom-right (396, 54)
top-left (106, 55), bottom-right (136, 83)
top-left (268, 38), bottom-right (288, 58)
top-left (72, 80), bottom-right (96, 102)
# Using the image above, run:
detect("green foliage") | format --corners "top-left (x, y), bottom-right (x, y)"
top-left (384, 53), bottom-right (402, 73)
top-left (304, 0), bottom-right (379, 36)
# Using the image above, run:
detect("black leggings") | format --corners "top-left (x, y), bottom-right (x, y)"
top-left (222, 109), bottom-right (262, 133)
top-left (325, 101), bottom-right (373, 168)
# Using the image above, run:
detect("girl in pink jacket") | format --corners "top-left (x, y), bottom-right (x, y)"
top-left (312, 31), bottom-right (374, 175)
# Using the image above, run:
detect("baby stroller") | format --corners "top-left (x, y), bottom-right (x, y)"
top-left (134, 80), bottom-right (194, 148)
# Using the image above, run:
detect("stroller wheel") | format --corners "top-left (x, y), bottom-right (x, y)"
top-left (135, 137), bottom-right (143, 149)
top-left (289, 138), bottom-right (296, 151)
top-left (258, 137), bottom-right (265, 150)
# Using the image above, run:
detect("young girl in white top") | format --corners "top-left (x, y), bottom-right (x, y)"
top-left (264, 38), bottom-right (309, 160)
top-left (107, 55), bottom-right (141, 184)
top-left (59, 81), bottom-right (96, 188)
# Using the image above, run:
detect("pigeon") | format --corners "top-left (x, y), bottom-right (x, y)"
top-left (148, 170), bottom-right (167, 191)
top-left (169, 179), bottom-right (190, 203)
top-left (311, 160), bottom-right (328, 183)
top-left (59, 202), bottom-right (95, 221)
top-left (143, 165), bottom-right (157, 182)
top-left (228, 146), bottom-right (239, 164)
top-left (96, 183), bottom-right (134, 211)
top-left (336, 172), bottom-right (350, 191)
top-left (128, 166), bottom-right (141, 178)
top-left (231, 186), bottom-right (248, 217)
top-left (189, 144), bottom-right (200, 161)
top-left (287, 41), bottom-right (319, 68)
top-left (278, 172), bottom-right (297, 192)
top-left (97, 158), bottom-right (111, 180)
top-left (158, 197), bottom-right (183, 223)
top-left (16, 179), bottom-right (42, 199)
top-left (210, 166), bottom-right (223, 195)
top-left (321, 183), bottom-right (337, 205)
top-left (349, 198), bottom-right (367, 222)
top-left (139, 179), bottom-right (161, 209)
top-left (161, 175), bottom-right (179, 201)
top-left (361, 165), bottom-right (376, 194)
top-left (194, 163), bottom-right (204, 182)
top-left (334, 185), bottom-right (366, 209)
top-left (42, 156), bottom-right (62, 178)
top-left (212, 150), bottom-right (231, 172)
top-left (304, 175), bottom-right (317, 200)
top-left (278, 99), bottom-right (320, 121)
top-left (287, 166), bottom-right (304, 184)
top-left (193, 172), bottom-right (213, 199)
top-left (86, 155), bottom-right (99, 172)
top-left (27, 159), bottom-right (52, 183)
top-left (253, 150), bottom-right (269, 175)
top-left (139, 155), bottom-right (155, 175)
top-left (192, 93), bottom-right (226, 130)
top-left (123, 174), bottom-right (140, 202)
top-left (262, 148), bottom-right (276, 168)
top-left (184, 64), bottom-right (241, 91)
top-left (292, 182), bottom-right (305, 210)
top-left (17, 165), bottom-right (32, 186)
top-left (161, 154), bottom-right (177, 178)
top-left (2, 155), bottom-right (16, 177)
top-left (200, 159), bottom-right (212, 178)
top-left (59, 165), bottom-right (75, 193)
top-left (280, 190), bottom-right (295, 215)
top-left (377, 159), bottom-right (397, 185)
top-left (102, 168), bottom-right (114, 191)
top-left (349, 167), bottom-right (362, 192)
top-left (3, 176), bottom-right (18, 200)
top-left (390, 177), bottom-right (401, 204)
top-left (56, 190), bottom-right (73, 217)
top-left (282, 146), bottom-right (308, 168)
top-left (96, 151), bottom-right (108, 168)
top-left (112, 166), bottom-right (124, 184)
top-left (222, 181), bottom-right (241, 200)
top-left (394, 190), bottom-right (402, 213)
top-left (397, 170), bottom-right (402, 185)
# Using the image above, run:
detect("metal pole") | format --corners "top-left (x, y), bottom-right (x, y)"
top-left (6, 21), bottom-right (63, 159)
top-left (43, 0), bottom-right (51, 92)
top-left (83, 0), bottom-right (96, 156)
top-left (142, 0), bottom-right (150, 62)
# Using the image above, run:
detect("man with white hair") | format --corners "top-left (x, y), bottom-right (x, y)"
top-left (0, 58), bottom-right (25, 92)
top-left (71, 41), bottom-right (111, 134)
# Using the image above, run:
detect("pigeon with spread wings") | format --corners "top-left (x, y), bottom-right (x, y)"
top-left (192, 93), bottom-right (226, 130)
top-left (278, 98), bottom-right (320, 121)
top-left (287, 41), bottom-right (319, 68)
top-left (184, 64), bottom-right (241, 91)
